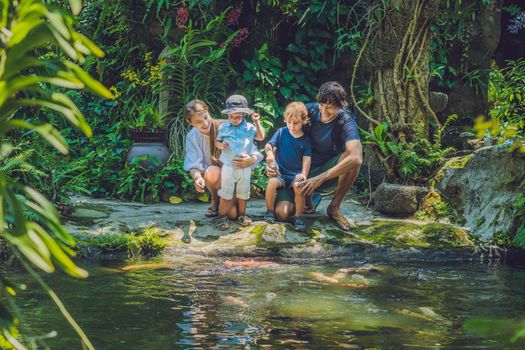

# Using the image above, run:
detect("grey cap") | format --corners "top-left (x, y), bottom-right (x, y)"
top-left (221, 94), bottom-right (253, 115)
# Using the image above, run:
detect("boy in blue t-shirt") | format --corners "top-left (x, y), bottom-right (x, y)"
top-left (264, 102), bottom-right (312, 232)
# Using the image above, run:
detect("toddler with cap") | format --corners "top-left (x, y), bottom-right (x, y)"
top-left (215, 94), bottom-right (265, 230)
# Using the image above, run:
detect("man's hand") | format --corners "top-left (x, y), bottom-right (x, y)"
top-left (194, 177), bottom-right (206, 193)
top-left (298, 173), bottom-right (326, 196)
top-left (216, 141), bottom-right (229, 150)
top-left (294, 173), bottom-right (306, 182)
top-left (266, 155), bottom-right (275, 165)
top-left (232, 154), bottom-right (255, 169)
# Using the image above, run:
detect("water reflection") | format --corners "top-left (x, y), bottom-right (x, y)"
top-left (6, 258), bottom-right (525, 349)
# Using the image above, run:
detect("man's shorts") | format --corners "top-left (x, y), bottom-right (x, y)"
top-left (218, 166), bottom-right (251, 200)
top-left (275, 154), bottom-right (341, 203)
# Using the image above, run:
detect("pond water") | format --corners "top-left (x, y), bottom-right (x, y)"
top-left (7, 256), bottom-right (525, 349)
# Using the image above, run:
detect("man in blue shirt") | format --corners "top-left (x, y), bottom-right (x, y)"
top-left (267, 82), bottom-right (363, 231)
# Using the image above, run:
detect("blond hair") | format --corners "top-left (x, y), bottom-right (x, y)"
top-left (184, 99), bottom-right (221, 166)
top-left (284, 101), bottom-right (308, 123)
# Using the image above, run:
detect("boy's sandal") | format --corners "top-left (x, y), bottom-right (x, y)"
top-left (293, 218), bottom-right (307, 232)
top-left (216, 216), bottom-right (229, 231)
top-left (205, 206), bottom-right (219, 218)
top-left (304, 193), bottom-right (322, 214)
top-left (264, 210), bottom-right (276, 224)
top-left (236, 215), bottom-right (253, 226)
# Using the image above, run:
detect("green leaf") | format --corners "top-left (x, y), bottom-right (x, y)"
top-left (63, 61), bottom-right (114, 99)
top-left (8, 18), bottom-right (45, 47)
top-left (77, 32), bottom-right (104, 57)
top-left (279, 86), bottom-right (292, 99)
top-left (3, 120), bottom-right (68, 154)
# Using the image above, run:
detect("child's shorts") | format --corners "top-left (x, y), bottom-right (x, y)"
top-left (218, 166), bottom-right (251, 200)
top-left (275, 175), bottom-right (302, 189)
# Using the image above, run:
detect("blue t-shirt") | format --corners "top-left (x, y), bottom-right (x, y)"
top-left (305, 102), bottom-right (360, 167)
top-left (268, 127), bottom-right (312, 183)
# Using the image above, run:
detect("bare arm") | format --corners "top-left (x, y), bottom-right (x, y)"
top-left (252, 112), bottom-right (265, 141)
top-left (264, 143), bottom-right (276, 164)
top-left (295, 156), bottom-right (311, 181)
top-left (302, 156), bottom-right (311, 178)
top-left (299, 140), bottom-right (363, 195)
top-left (321, 140), bottom-right (362, 180)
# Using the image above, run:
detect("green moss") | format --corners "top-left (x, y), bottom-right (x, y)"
top-left (355, 221), bottom-right (474, 249)
top-left (447, 154), bottom-right (474, 169)
top-left (357, 222), bottom-right (429, 248)
top-left (475, 217), bottom-right (486, 227)
top-left (493, 231), bottom-right (512, 246)
top-left (74, 227), bottom-right (170, 257)
top-left (421, 223), bottom-right (473, 248)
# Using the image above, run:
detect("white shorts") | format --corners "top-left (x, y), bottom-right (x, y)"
top-left (218, 166), bottom-right (251, 200)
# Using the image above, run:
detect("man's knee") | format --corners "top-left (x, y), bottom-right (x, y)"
top-left (293, 181), bottom-right (302, 193)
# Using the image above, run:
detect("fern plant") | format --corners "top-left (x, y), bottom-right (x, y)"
top-left (162, 10), bottom-right (237, 157)
top-left (0, 147), bottom-right (46, 180)
top-left (361, 118), bottom-right (455, 183)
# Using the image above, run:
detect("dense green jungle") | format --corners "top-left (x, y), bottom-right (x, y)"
top-left (0, 0), bottom-right (524, 348)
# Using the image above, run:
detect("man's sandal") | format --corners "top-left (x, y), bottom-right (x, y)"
top-left (205, 206), bottom-right (219, 218)
top-left (304, 193), bottom-right (322, 214)
top-left (327, 206), bottom-right (356, 232)
top-left (236, 215), bottom-right (253, 226)
top-left (216, 215), bottom-right (229, 231)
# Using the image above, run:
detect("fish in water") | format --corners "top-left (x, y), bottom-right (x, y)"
top-left (222, 295), bottom-right (250, 308)
top-left (223, 260), bottom-right (274, 267)
top-left (121, 263), bottom-right (173, 271)
top-left (310, 272), bottom-right (370, 288)
top-left (335, 264), bottom-right (385, 274)
top-left (309, 272), bottom-right (340, 284)
top-left (397, 308), bottom-right (434, 321)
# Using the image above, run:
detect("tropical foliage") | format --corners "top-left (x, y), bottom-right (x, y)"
top-left (0, 0), bottom-right (112, 347)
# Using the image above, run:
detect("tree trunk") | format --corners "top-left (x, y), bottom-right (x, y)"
top-left (369, 0), bottom-right (440, 144)
top-left (352, 0), bottom-right (440, 179)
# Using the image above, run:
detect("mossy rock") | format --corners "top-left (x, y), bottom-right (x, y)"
top-left (74, 227), bottom-right (171, 257)
top-left (356, 221), bottom-right (473, 249)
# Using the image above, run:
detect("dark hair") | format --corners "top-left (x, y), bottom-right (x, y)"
top-left (316, 81), bottom-right (348, 108)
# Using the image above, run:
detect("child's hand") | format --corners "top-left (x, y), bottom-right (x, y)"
top-left (294, 173), bottom-right (306, 182)
top-left (266, 154), bottom-right (275, 165)
top-left (216, 141), bottom-right (229, 150)
top-left (251, 112), bottom-right (261, 123)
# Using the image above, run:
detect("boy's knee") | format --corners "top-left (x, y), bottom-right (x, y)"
top-left (293, 182), bottom-right (302, 192)
top-left (275, 203), bottom-right (293, 221)
top-left (267, 177), bottom-right (281, 188)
